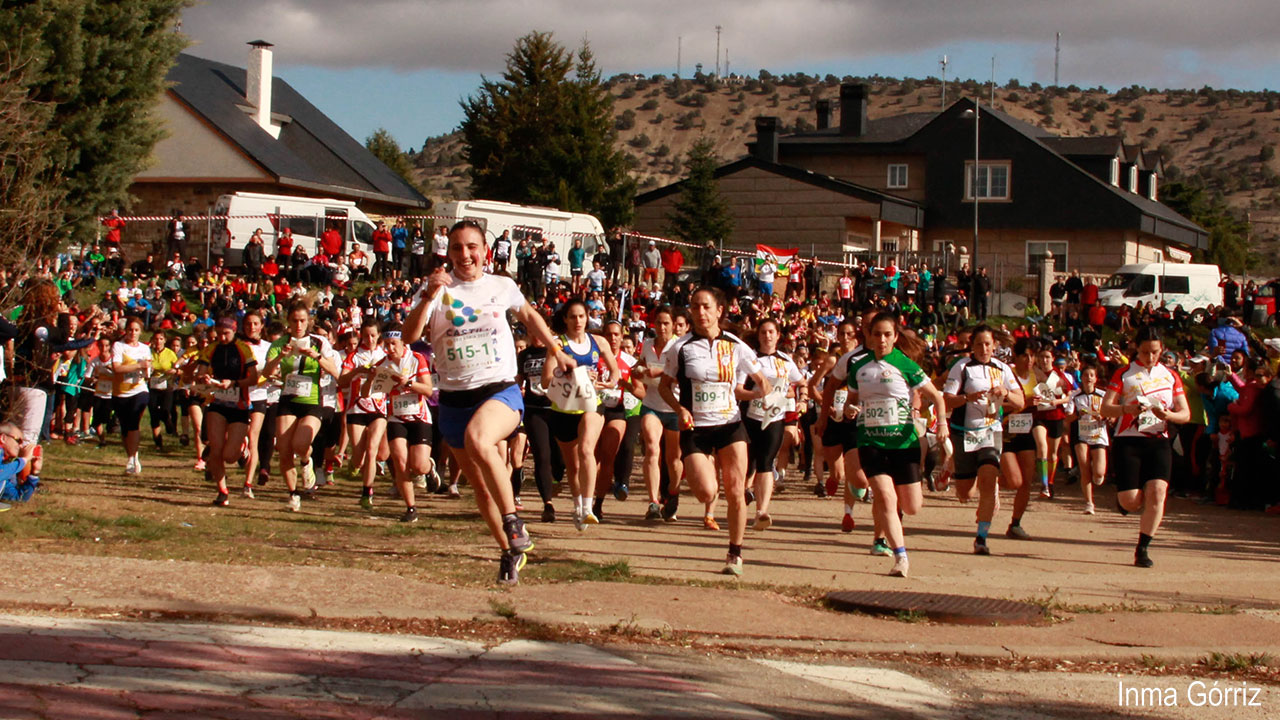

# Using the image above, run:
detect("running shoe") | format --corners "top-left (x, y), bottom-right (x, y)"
top-left (514, 496), bottom-right (525, 512)
top-left (414, 474), bottom-right (427, 490)
top-left (774, 473), bottom-right (786, 495)
top-left (824, 477), bottom-right (838, 497)
top-left (400, 507), bottom-right (418, 523)
top-left (855, 486), bottom-right (870, 503)
top-left (754, 513), bottom-right (772, 531)
top-left (1082, 502), bottom-right (1095, 515)
top-left (870, 538), bottom-right (892, 556)
top-left (592, 497), bottom-right (604, 521)
top-left (212, 492), bottom-right (229, 507)
top-left (237, 440), bottom-right (249, 468)
top-left (541, 503), bottom-right (556, 523)
top-left (427, 463), bottom-right (443, 493)
top-left (1006, 524), bottom-right (1031, 540)
top-left (359, 494), bottom-right (374, 511)
top-left (661, 495), bottom-right (679, 522)
top-left (124, 456), bottom-right (136, 475)
top-left (180, 434), bottom-right (189, 446)
top-left (242, 485), bottom-right (255, 499)
top-left (973, 539), bottom-right (990, 555)
top-left (498, 549), bottom-right (526, 585)
top-left (0, 502), bottom-right (10, 513)
top-left (376, 460), bottom-right (389, 477)
top-left (133, 455), bottom-right (142, 475)
top-left (889, 555), bottom-right (910, 578)
top-left (934, 470), bottom-right (951, 493)
top-left (584, 509), bottom-right (600, 526)
top-left (287, 493), bottom-right (301, 513)
top-left (302, 459), bottom-right (317, 491)
top-left (703, 515), bottom-right (719, 531)
top-left (257, 468), bottom-right (270, 486)
top-left (1134, 548), bottom-right (1154, 568)
top-left (572, 507), bottom-right (586, 531)
top-left (504, 515), bottom-right (534, 553)
top-left (744, 488), bottom-right (755, 505)
top-left (813, 481), bottom-right (826, 498)
top-left (447, 484), bottom-right (461, 498)
top-left (612, 481), bottom-right (629, 502)
top-left (841, 512), bottom-right (855, 533)
top-left (1039, 486), bottom-right (1053, 500)
top-left (722, 554), bottom-right (743, 577)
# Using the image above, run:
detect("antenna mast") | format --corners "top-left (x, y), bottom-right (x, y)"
top-left (715, 25), bottom-right (722, 78)
top-left (677, 35), bottom-right (682, 78)
top-left (940, 55), bottom-right (949, 107)
top-left (1054, 32), bottom-right (1061, 87)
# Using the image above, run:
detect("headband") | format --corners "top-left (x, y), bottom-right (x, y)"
top-left (383, 331), bottom-right (402, 340)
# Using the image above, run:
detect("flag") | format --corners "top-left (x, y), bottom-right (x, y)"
top-left (755, 244), bottom-right (798, 277)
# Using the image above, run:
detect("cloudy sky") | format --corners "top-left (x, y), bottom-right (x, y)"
top-left (181, 0), bottom-right (1280, 150)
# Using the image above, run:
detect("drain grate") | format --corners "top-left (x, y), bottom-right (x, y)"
top-left (825, 590), bottom-right (1045, 625)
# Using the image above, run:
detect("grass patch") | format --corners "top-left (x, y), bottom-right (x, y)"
top-left (894, 609), bottom-right (928, 623)
top-left (1201, 652), bottom-right (1273, 671)
top-left (1140, 654), bottom-right (1167, 670)
top-left (527, 557), bottom-right (634, 583)
top-left (488, 598), bottom-right (518, 620)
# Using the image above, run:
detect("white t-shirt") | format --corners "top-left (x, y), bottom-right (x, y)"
top-left (432, 233), bottom-right (449, 256)
top-left (420, 273), bottom-right (526, 392)
top-left (246, 339), bottom-right (272, 403)
top-left (942, 357), bottom-right (1021, 430)
top-left (111, 341), bottom-right (152, 398)
top-left (746, 351), bottom-right (805, 423)
top-left (639, 336), bottom-right (677, 412)
top-left (344, 346), bottom-right (389, 414)
top-left (663, 331), bottom-right (761, 428)
top-left (758, 261), bottom-right (776, 284)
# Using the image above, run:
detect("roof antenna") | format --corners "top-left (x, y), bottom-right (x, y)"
top-left (940, 55), bottom-right (949, 108)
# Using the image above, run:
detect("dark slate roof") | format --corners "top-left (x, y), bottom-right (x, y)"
top-left (777, 112), bottom-right (939, 145)
top-left (1040, 135), bottom-right (1123, 158)
top-left (166, 52), bottom-right (428, 208)
top-left (635, 156), bottom-right (924, 228)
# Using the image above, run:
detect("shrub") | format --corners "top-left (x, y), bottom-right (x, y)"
top-left (618, 86), bottom-right (635, 100)
top-left (614, 110), bottom-right (636, 131)
top-left (639, 99), bottom-right (659, 111)
top-left (628, 133), bottom-right (651, 149)
top-left (1262, 145), bottom-right (1276, 162)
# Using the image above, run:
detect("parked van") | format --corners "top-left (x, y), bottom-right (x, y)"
top-left (210, 192), bottom-right (377, 266)
top-left (1097, 263), bottom-right (1223, 315)
top-left (433, 199), bottom-right (608, 257)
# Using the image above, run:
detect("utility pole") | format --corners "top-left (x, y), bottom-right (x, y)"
top-left (940, 55), bottom-right (949, 108)
top-left (715, 25), bottom-right (722, 78)
top-left (724, 47), bottom-right (730, 78)
top-left (1054, 32), bottom-right (1061, 87)
top-left (990, 56), bottom-right (996, 106)
top-left (677, 35), bottom-right (682, 78)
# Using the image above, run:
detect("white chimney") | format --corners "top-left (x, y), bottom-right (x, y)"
top-left (245, 40), bottom-right (280, 138)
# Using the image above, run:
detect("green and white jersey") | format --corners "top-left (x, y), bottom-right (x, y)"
top-left (846, 347), bottom-right (931, 450)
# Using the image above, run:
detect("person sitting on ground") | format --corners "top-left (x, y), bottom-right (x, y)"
top-left (0, 422), bottom-right (40, 505)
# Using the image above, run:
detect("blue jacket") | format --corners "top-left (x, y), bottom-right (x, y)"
top-left (1209, 324), bottom-right (1248, 361)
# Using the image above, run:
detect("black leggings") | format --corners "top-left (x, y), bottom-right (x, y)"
top-left (612, 415), bottom-right (642, 487)
top-left (523, 407), bottom-right (565, 503)
top-left (744, 417), bottom-right (785, 474)
top-left (256, 403), bottom-right (279, 475)
top-left (148, 388), bottom-right (176, 433)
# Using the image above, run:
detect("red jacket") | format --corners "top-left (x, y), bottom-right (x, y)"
top-left (661, 248), bottom-right (683, 274)
top-left (372, 229), bottom-right (392, 254)
top-left (321, 229), bottom-right (343, 256)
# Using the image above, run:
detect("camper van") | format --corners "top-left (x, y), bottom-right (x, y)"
top-left (1097, 262), bottom-right (1223, 314)
top-left (433, 199), bottom-right (608, 257)
top-left (211, 192), bottom-right (377, 266)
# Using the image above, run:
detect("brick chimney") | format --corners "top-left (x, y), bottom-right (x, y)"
top-left (245, 40), bottom-right (280, 139)
top-left (754, 116), bottom-right (779, 163)
top-left (816, 99), bottom-right (832, 130)
top-left (839, 83), bottom-right (869, 137)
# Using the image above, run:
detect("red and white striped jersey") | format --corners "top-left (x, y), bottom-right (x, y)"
top-left (1107, 361), bottom-right (1184, 438)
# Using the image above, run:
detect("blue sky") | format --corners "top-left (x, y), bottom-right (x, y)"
top-left (182, 1), bottom-right (1280, 150)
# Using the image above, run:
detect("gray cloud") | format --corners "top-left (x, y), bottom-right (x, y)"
top-left (181, 0), bottom-right (1280, 87)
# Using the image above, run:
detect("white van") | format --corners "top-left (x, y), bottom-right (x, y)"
top-left (1098, 262), bottom-right (1223, 314)
top-left (210, 192), bottom-right (377, 266)
top-left (433, 199), bottom-right (608, 257)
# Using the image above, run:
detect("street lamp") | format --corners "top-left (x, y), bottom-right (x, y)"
top-left (962, 102), bottom-right (980, 270)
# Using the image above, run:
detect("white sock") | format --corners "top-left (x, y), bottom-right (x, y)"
top-left (581, 495), bottom-right (592, 514)
top-left (845, 504), bottom-right (854, 516)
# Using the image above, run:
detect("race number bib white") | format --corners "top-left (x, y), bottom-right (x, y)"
top-left (367, 368), bottom-right (401, 397)
top-left (96, 380), bottom-right (114, 396)
top-left (551, 366), bottom-right (597, 412)
top-left (1079, 416), bottom-right (1108, 445)
top-left (284, 373), bottom-right (313, 397)
top-left (1007, 413), bottom-right (1033, 435)
top-left (149, 376), bottom-right (168, 391)
top-left (692, 381), bottom-right (734, 416)
top-left (831, 388), bottom-right (849, 418)
top-left (266, 383), bottom-right (282, 404)
top-left (860, 397), bottom-right (901, 428)
top-left (441, 334), bottom-right (494, 375)
top-left (622, 392), bottom-right (641, 411)
top-left (750, 384), bottom-right (788, 427)
top-left (1136, 411), bottom-right (1164, 435)
top-left (391, 393), bottom-right (421, 417)
top-left (212, 385), bottom-right (239, 404)
top-left (963, 426), bottom-right (999, 452)
top-left (600, 387), bottom-right (623, 409)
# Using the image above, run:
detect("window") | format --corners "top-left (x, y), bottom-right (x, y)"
top-left (887, 163), bottom-right (909, 189)
top-left (281, 216), bottom-right (318, 238)
top-left (881, 239), bottom-right (898, 253)
top-left (1161, 275), bottom-right (1190, 294)
top-left (964, 161), bottom-right (1010, 200)
top-left (1109, 157), bottom-right (1120, 186)
top-left (1128, 165), bottom-right (1138, 193)
top-left (1026, 241), bottom-right (1067, 273)
top-left (1148, 174), bottom-right (1158, 201)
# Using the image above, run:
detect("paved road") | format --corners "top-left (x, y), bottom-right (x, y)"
top-left (0, 614), bottom-right (1274, 719)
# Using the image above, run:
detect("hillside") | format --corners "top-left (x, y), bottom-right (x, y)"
top-left (410, 74), bottom-right (1280, 269)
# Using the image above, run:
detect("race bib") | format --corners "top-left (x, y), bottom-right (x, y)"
top-left (551, 366), bottom-right (597, 412)
top-left (963, 426), bottom-right (999, 452)
top-left (1079, 416), bottom-right (1108, 444)
top-left (1007, 413), bottom-right (1033, 435)
top-left (441, 333), bottom-right (494, 375)
top-left (622, 392), bottom-right (641, 411)
top-left (96, 380), bottom-right (114, 396)
top-left (1136, 411), bottom-right (1164, 435)
top-left (831, 388), bottom-right (849, 418)
top-left (149, 376), bottom-right (168, 391)
top-left (692, 381), bottom-right (734, 416)
top-left (600, 387), bottom-right (623, 409)
top-left (391, 393), bottom-right (421, 417)
top-left (266, 383), bottom-right (282, 404)
top-left (861, 397), bottom-right (902, 428)
top-left (212, 385), bottom-right (239, 405)
top-left (367, 368), bottom-right (401, 397)
top-left (750, 384), bottom-right (788, 426)
top-left (284, 373), bottom-right (313, 398)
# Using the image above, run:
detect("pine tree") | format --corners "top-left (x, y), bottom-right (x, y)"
top-left (666, 137), bottom-right (733, 246)
top-left (365, 128), bottom-right (420, 190)
top-left (0, 0), bottom-right (189, 245)
top-left (461, 31), bottom-right (635, 227)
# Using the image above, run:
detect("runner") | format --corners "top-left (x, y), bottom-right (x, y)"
top-left (88, 337), bottom-right (115, 448)
top-left (516, 335), bottom-right (564, 521)
top-left (403, 220), bottom-right (571, 585)
top-left (1067, 363), bottom-right (1109, 514)
top-left (636, 307), bottom-right (684, 522)
top-left (846, 312), bottom-right (948, 578)
top-left (659, 287), bottom-right (770, 576)
top-left (240, 311), bottom-right (274, 497)
top-left (744, 318), bottom-right (805, 531)
top-left (593, 320), bottom-right (645, 521)
top-left (811, 321), bottom-right (860, 506)
top-left (1030, 345), bottom-right (1076, 501)
top-left (146, 331), bottom-right (178, 451)
top-left (338, 322), bottom-right (387, 509)
top-left (1101, 326), bottom-right (1190, 568)
top-left (193, 317), bottom-right (258, 506)
top-left (110, 318), bottom-right (152, 475)
top-left (1001, 337), bottom-right (1041, 540)
top-left (541, 299), bottom-right (618, 530)
top-left (942, 325), bottom-right (1024, 555)
top-left (263, 299), bottom-right (340, 512)
top-left (377, 323), bottom-right (434, 522)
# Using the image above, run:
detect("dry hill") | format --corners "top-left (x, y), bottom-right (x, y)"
top-left (410, 74), bottom-right (1280, 270)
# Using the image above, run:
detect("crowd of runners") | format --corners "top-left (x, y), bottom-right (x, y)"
top-left (7, 221), bottom-right (1280, 584)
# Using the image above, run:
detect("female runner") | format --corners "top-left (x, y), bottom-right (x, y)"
top-left (1030, 345), bottom-right (1076, 502)
top-left (377, 324), bottom-right (434, 522)
top-left (403, 220), bottom-right (572, 584)
top-left (516, 335), bottom-right (564, 521)
top-left (1001, 337), bottom-right (1041, 539)
top-left (744, 319), bottom-right (805, 530)
top-left (111, 318), bottom-right (152, 475)
top-left (240, 311), bottom-right (274, 497)
top-left (636, 307), bottom-right (684, 521)
top-left (194, 317), bottom-right (258, 506)
top-left (263, 299), bottom-right (340, 512)
top-left (592, 320), bottom-right (645, 521)
top-left (660, 288), bottom-right (770, 576)
top-left (846, 312), bottom-right (948, 578)
top-left (541, 299), bottom-right (618, 530)
top-left (147, 331), bottom-right (178, 451)
top-left (1067, 363), bottom-right (1109, 514)
top-left (942, 325), bottom-right (1024, 555)
top-left (1101, 326), bottom-right (1189, 567)
top-left (338, 322), bottom-right (387, 509)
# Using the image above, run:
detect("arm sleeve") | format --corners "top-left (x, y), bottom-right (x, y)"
top-left (111, 342), bottom-right (125, 365)
top-left (941, 361), bottom-right (964, 395)
top-left (661, 341), bottom-right (681, 379)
